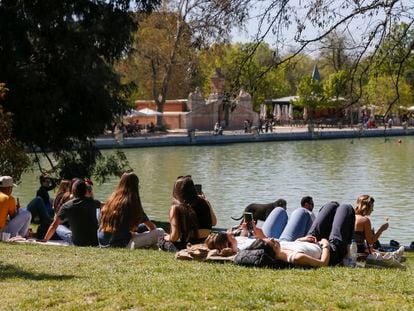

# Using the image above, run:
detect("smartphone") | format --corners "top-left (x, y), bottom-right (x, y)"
top-left (194, 184), bottom-right (202, 195)
top-left (243, 212), bottom-right (254, 231)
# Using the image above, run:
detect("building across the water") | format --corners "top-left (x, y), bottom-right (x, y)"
top-left (129, 69), bottom-right (259, 131)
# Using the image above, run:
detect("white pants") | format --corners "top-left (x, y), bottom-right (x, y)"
top-left (127, 228), bottom-right (165, 249)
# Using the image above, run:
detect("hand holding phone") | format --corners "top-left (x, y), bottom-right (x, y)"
top-left (195, 184), bottom-right (202, 195)
top-left (243, 212), bottom-right (254, 237)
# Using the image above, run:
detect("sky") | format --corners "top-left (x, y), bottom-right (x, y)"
top-left (230, 0), bottom-right (392, 57)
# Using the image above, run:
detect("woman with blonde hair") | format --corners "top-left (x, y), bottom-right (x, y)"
top-left (98, 171), bottom-right (164, 248)
top-left (353, 194), bottom-right (388, 253)
top-left (161, 175), bottom-right (217, 251)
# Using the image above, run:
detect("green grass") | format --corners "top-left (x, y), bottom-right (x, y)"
top-left (0, 243), bottom-right (413, 310)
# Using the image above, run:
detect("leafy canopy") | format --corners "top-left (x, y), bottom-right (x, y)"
top-left (0, 0), bottom-right (160, 180)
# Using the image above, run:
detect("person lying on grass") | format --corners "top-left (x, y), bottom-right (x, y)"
top-left (206, 202), bottom-right (355, 267)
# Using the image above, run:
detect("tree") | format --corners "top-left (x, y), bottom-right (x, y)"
top-left (296, 75), bottom-right (325, 125)
top-left (117, 11), bottom-right (203, 105)
top-left (323, 70), bottom-right (349, 102)
top-left (239, 1), bottom-right (414, 112)
top-left (364, 75), bottom-right (412, 116)
top-left (318, 31), bottom-right (352, 74)
top-left (207, 43), bottom-right (290, 111)
top-left (121, 0), bottom-right (251, 126)
top-left (0, 83), bottom-right (31, 181)
top-left (0, 1), bottom-right (159, 180)
top-left (283, 54), bottom-right (315, 95)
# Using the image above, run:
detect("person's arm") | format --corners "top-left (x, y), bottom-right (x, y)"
top-left (8, 197), bottom-right (17, 219)
top-left (198, 194), bottom-right (217, 227)
top-left (363, 218), bottom-right (388, 245)
top-left (295, 235), bottom-right (318, 243)
top-left (291, 239), bottom-right (330, 267)
top-left (42, 216), bottom-right (62, 242)
top-left (205, 198), bottom-right (217, 227)
top-left (164, 205), bottom-right (179, 242)
top-left (252, 222), bottom-right (266, 239)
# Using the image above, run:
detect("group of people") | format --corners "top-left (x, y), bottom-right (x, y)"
top-left (0, 173), bottom-right (404, 268)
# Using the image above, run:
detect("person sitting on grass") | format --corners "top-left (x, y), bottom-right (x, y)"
top-left (353, 195), bottom-right (405, 262)
top-left (26, 175), bottom-right (57, 238)
top-left (0, 176), bottom-right (32, 238)
top-left (98, 171), bottom-right (164, 249)
top-left (52, 179), bottom-right (71, 214)
top-left (353, 195), bottom-right (389, 253)
top-left (159, 175), bottom-right (217, 251)
top-left (42, 179), bottom-right (99, 246)
top-left (206, 202), bottom-right (355, 267)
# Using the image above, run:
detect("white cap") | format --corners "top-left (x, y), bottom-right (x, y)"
top-left (0, 176), bottom-right (17, 188)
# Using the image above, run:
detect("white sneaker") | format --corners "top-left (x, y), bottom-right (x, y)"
top-left (392, 246), bottom-right (405, 262)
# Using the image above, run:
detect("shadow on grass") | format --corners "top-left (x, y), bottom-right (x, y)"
top-left (0, 263), bottom-right (75, 281)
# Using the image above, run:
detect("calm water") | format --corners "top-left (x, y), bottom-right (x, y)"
top-left (15, 136), bottom-right (414, 245)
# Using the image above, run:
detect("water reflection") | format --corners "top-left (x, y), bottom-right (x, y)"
top-left (15, 136), bottom-right (414, 244)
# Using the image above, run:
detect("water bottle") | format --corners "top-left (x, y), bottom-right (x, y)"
top-left (349, 240), bottom-right (358, 267)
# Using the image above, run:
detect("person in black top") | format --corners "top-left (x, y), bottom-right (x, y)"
top-left (42, 179), bottom-right (99, 246)
top-left (26, 175), bottom-right (57, 238)
top-left (161, 175), bottom-right (217, 251)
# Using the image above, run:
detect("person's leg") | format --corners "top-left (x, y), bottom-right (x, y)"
top-left (27, 197), bottom-right (52, 226)
top-left (127, 228), bottom-right (165, 249)
top-left (56, 225), bottom-right (73, 244)
top-left (4, 209), bottom-right (32, 237)
top-left (279, 208), bottom-right (312, 241)
top-left (328, 204), bottom-right (355, 265)
top-left (307, 202), bottom-right (339, 240)
top-left (261, 207), bottom-right (288, 238)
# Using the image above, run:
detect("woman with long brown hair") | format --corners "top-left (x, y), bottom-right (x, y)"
top-left (98, 171), bottom-right (164, 248)
top-left (162, 175), bottom-right (217, 250)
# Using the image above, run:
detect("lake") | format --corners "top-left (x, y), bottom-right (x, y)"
top-left (14, 136), bottom-right (414, 245)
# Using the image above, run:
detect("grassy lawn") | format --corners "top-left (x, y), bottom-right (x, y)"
top-left (0, 243), bottom-right (413, 310)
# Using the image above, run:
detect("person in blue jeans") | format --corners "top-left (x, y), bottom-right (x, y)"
top-left (26, 175), bottom-right (57, 238)
top-left (279, 196), bottom-right (315, 241)
top-left (260, 196), bottom-right (315, 241)
top-left (260, 207), bottom-right (288, 238)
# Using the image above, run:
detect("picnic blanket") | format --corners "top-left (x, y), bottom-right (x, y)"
top-left (4, 236), bottom-right (70, 246)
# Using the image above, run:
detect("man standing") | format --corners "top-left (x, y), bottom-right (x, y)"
top-left (43, 179), bottom-right (99, 246)
top-left (0, 176), bottom-right (32, 237)
top-left (279, 196), bottom-right (315, 241)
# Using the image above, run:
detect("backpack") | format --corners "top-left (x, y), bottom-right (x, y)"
top-left (234, 249), bottom-right (292, 268)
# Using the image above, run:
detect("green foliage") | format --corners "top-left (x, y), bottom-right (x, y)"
top-left (297, 75), bottom-right (325, 121)
top-left (0, 243), bottom-right (413, 310)
top-left (0, 84), bottom-right (31, 181)
top-left (323, 70), bottom-right (349, 107)
top-left (375, 23), bottom-right (414, 76)
top-left (53, 145), bottom-right (130, 183)
top-left (92, 150), bottom-right (130, 184)
top-left (0, 1), bottom-right (159, 179)
top-left (283, 54), bottom-right (315, 95)
top-left (117, 11), bottom-right (200, 101)
top-left (364, 75), bottom-right (413, 114)
top-left (202, 43), bottom-right (290, 110)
